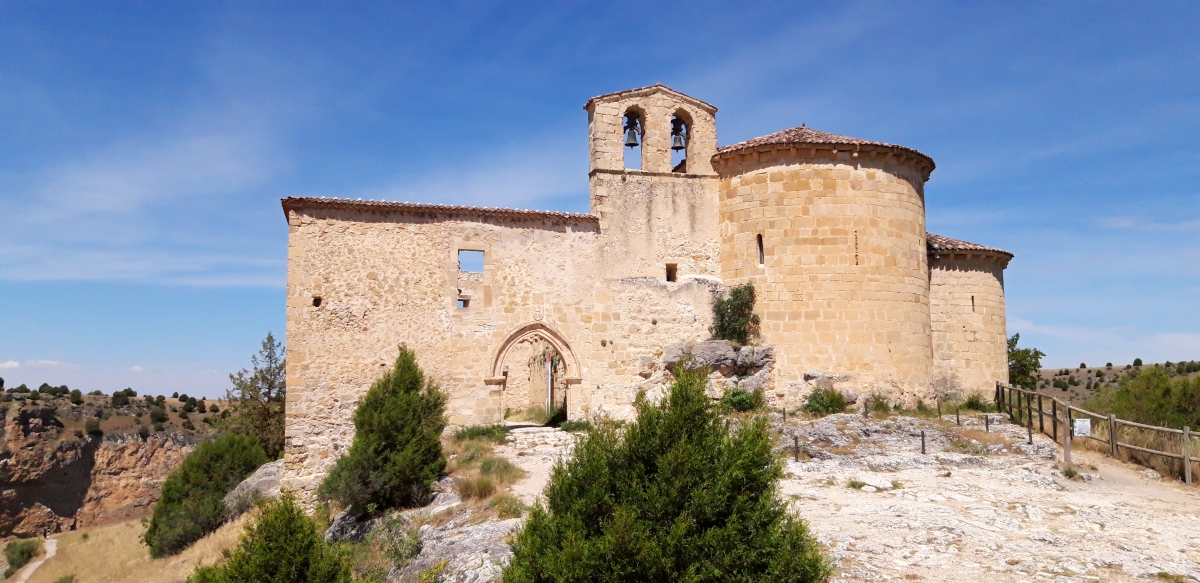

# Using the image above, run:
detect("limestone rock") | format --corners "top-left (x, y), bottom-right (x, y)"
top-left (661, 340), bottom-right (736, 372)
top-left (397, 516), bottom-right (523, 582)
top-left (224, 459), bottom-right (283, 515)
top-left (735, 345), bottom-right (774, 369)
top-left (324, 508), bottom-right (372, 542)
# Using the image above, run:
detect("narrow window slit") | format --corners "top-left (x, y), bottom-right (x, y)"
top-left (665, 264), bottom-right (678, 282)
top-left (756, 234), bottom-right (765, 266)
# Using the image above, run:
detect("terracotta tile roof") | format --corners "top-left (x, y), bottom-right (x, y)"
top-left (583, 84), bottom-right (717, 113)
top-left (281, 197), bottom-right (599, 223)
top-left (926, 233), bottom-right (1013, 258)
top-left (715, 125), bottom-right (934, 170)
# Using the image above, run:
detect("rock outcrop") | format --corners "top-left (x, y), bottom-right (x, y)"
top-left (0, 403), bottom-right (197, 538)
top-left (224, 459), bottom-right (283, 515)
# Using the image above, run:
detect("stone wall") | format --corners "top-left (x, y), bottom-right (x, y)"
top-left (282, 200), bottom-right (720, 503)
top-left (930, 254), bottom-right (1009, 397)
top-left (714, 148), bottom-right (934, 406)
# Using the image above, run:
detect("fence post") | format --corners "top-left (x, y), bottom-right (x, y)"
top-left (793, 434), bottom-right (800, 462)
top-left (1185, 426), bottom-right (1192, 486)
top-left (937, 398), bottom-right (942, 418)
top-left (956, 407), bottom-right (960, 426)
top-left (921, 430), bottom-right (926, 455)
top-left (1027, 398), bottom-right (1033, 444)
top-left (1038, 394), bottom-right (1044, 434)
top-left (1051, 399), bottom-right (1058, 443)
top-left (985, 414), bottom-right (990, 432)
top-left (1063, 406), bottom-right (1073, 469)
top-left (1027, 391), bottom-right (1034, 429)
top-left (1108, 414), bottom-right (1118, 457)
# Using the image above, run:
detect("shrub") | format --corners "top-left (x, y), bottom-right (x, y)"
top-left (558, 420), bottom-right (593, 432)
top-left (182, 420), bottom-right (195, 430)
top-left (456, 475), bottom-right (496, 499)
top-left (209, 403), bottom-right (219, 413)
top-left (962, 394), bottom-right (987, 411)
top-left (183, 399), bottom-right (196, 413)
top-left (709, 283), bottom-right (761, 345)
top-left (721, 387), bottom-right (762, 412)
top-left (1080, 363), bottom-right (1087, 369)
top-left (69, 389), bottom-right (83, 405)
top-left (1134, 358), bottom-right (1143, 367)
top-left (188, 492), bottom-right (351, 583)
top-left (319, 345), bottom-right (447, 516)
top-left (804, 387), bottom-right (846, 416)
top-left (172, 391), bottom-right (179, 398)
top-left (89, 390), bottom-right (103, 396)
top-left (154, 421), bottom-right (165, 431)
top-left (138, 425), bottom-right (151, 439)
top-left (454, 424), bottom-right (510, 443)
top-left (179, 410), bottom-right (189, 419)
top-left (4, 538), bottom-right (41, 577)
top-left (143, 433), bottom-right (268, 557)
top-left (178, 393), bottom-right (189, 402)
top-left (502, 368), bottom-right (831, 582)
top-left (85, 418), bottom-right (101, 435)
top-left (489, 493), bottom-right (526, 518)
top-left (150, 406), bottom-right (168, 423)
top-left (869, 394), bottom-right (890, 412)
top-left (480, 457), bottom-right (524, 483)
top-left (55, 576), bottom-right (76, 583)
top-left (847, 480), bottom-right (866, 490)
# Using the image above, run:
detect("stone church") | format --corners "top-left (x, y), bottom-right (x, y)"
top-left (280, 85), bottom-right (1013, 500)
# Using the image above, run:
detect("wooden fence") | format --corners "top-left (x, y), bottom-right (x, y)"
top-left (994, 382), bottom-right (1195, 485)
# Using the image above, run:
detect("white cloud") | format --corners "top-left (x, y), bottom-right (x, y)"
top-left (130, 365), bottom-right (144, 372)
top-left (26, 359), bottom-right (71, 367)
top-left (0, 361), bottom-right (18, 369)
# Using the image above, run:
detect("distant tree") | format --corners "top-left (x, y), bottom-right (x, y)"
top-left (89, 390), bottom-right (103, 396)
top-left (0, 377), bottom-right (4, 389)
top-left (112, 392), bottom-right (131, 408)
top-left (70, 389), bottom-right (83, 405)
top-left (150, 407), bottom-right (169, 424)
top-left (208, 403), bottom-right (219, 413)
top-left (85, 418), bottom-right (101, 435)
top-left (1106, 362), bottom-right (1113, 369)
top-left (220, 333), bottom-right (288, 459)
top-left (178, 393), bottom-right (189, 403)
top-left (1007, 334), bottom-right (1045, 390)
top-left (1079, 363), bottom-right (1087, 369)
top-left (1134, 358), bottom-right (1143, 367)
top-left (172, 392), bottom-right (179, 399)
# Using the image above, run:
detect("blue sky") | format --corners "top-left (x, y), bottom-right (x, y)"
top-left (1, 3), bottom-right (1197, 397)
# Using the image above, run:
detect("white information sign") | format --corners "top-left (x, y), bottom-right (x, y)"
top-left (1073, 418), bottom-right (1091, 437)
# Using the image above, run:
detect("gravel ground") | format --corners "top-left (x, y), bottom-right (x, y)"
top-left (493, 413), bottom-right (1200, 582)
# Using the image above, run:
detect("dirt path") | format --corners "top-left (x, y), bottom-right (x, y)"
top-left (780, 412), bottom-right (1199, 582)
top-left (493, 414), bottom-right (1200, 582)
top-left (14, 538), bottom-right (56, 583)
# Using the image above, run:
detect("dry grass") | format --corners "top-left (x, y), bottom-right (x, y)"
top-left (27, 514), bottom-right (249, 583)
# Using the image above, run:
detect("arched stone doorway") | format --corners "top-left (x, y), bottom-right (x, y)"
top-left (490, 323), bottom-right (580, 419)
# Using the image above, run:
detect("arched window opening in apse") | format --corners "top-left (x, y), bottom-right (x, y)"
top-left (623, 110), bottom-right (643, 170)
top-left (756, 234), bottom-right (764, 266)
top-left (670, 113), bottom-right (690, 172)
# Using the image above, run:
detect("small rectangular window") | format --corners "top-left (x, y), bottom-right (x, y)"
top-left (756, 234), bottom-right (764, 266)
top-left (458, 249), bottom-right (484, 272)
top-left (665, 264), bottom-right (678, 282)
top-left (457, 298), bottom-right (470, 309)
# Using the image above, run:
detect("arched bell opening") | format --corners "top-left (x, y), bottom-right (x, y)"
top-left (670, 109), bottom-right (692, 173)
top-left (622, 107), bottom-right (645, 170)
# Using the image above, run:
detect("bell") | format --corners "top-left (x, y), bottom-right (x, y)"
top-left (670, 118), bottom-right (687, 151)
top-left (624, 127), bottom-right (640, 147)
top-left (671, 133), bottom-right (686, 151)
